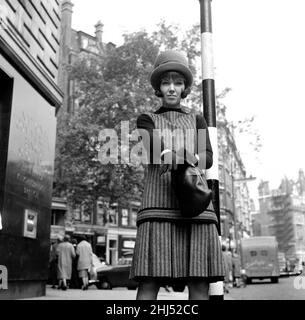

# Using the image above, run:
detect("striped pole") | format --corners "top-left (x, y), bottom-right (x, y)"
top-left (199, 0), bottom-right (224, 300)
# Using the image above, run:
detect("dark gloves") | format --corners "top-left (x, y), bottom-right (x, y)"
top-left (160, 149), bottom-right (199, 176)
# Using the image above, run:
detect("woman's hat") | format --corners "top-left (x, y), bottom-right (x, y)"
top-left (150, 50), bottom-right (193, 91)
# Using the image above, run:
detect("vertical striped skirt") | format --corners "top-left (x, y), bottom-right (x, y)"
top-left (130, 220), bottom-right (225, 284)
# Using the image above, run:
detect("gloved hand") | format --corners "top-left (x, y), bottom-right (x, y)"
top-left (159, 150), bottom-right (179, 176)
top-left (159, 149), bottom-right (200, 176)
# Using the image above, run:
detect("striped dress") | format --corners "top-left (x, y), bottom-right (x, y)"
top-left (130, 107), bottom-right (225, 284)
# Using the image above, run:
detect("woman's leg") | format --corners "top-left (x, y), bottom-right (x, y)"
top-left (136, 280), bottom-right (161, 300)
top-left (187, 279), bottom-right (209, 300)
top-left (62, 278), bottom-right (67, 290)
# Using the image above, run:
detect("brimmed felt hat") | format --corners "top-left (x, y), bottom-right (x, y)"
top-left (150, 50), bottom-right (193, 91)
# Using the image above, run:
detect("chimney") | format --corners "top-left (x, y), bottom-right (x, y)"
top-left (61, 0), bottom-right (74, 32)
top-left (59, 0), bottom-right (74, 110)
top-left (95, 20), bottom-right (104, 44)
top-left (59, 0), bottom-right (74, 61)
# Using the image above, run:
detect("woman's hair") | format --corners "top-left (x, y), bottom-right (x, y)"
top-left (64, 235), bottom-right (71, 242)
top-left (154, 71), bottom-right (191, 99)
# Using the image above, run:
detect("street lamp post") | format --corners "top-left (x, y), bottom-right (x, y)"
top-left (199, 0), bottom-right (224, 300)
top-left (231, 164), bottom-right (256, 263)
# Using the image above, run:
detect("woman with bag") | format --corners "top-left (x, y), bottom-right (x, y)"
top-left (130, 50), bottom-right (225, 300)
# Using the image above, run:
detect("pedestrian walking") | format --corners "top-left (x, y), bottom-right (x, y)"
top-left (232, 251), bottom-right (241, 288)
top-left (70, 238), bottom-right (80, 289)
top-left (76, 235), bottom-right (93, 290)
top-left (129, 50), bottom-right (225, 300)
top-left (56, 235), bottom-right (76, 290)
top-left (49, 238), bottom-right (61, 289)
top-left (222, 245), bottom-right (233, 293)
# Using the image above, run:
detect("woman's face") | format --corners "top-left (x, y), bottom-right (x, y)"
top-left (160, 72), bottom-right (186, 107)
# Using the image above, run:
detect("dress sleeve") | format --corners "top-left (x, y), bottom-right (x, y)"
top-left (196, 114), bottom-right (213, 170)
top-left (137, 114), bottom-right (164, 164)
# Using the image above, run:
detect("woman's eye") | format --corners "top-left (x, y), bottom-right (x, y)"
top-left (161, 81), bottom-right (170, 85)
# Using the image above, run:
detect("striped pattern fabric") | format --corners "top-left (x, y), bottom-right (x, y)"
top-left (130, 221), bottom-right (225, 280)
top-left (138, 110), bottom-right (218, 225)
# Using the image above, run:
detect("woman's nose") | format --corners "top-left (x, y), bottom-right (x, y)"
top-left (169, 83), bottom-right (175, 92)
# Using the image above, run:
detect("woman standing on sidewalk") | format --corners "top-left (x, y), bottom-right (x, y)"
top-left (130, 50), bottom-right (225, 300)
top-left (56, 235), bottom-right (76, 290)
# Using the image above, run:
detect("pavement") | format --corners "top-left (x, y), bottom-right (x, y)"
top-left (23, 285), bottom-right (234, 300)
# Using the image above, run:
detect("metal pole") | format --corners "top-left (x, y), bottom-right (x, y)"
top-left (231, 160), bottom-right (239, 255)
top-left (199, 0), bottom-right (224, 300)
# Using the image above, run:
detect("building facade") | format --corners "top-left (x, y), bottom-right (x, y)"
top-left (51, 0), bottom-right (136, 265)
top-left (256, 172), bottom-right (305, 268)
top-left (0, 0), bottom-right (62, 299)
top-left (217, 109), bottom-right (252, 252)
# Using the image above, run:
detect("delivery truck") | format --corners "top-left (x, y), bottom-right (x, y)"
top-left (241, 236), bottom-right (280, 284)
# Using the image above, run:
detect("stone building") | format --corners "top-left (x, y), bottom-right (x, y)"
top-left (52, 0), bottom-right (137, 265)
top-left (217, 104), bottom-right (252, 251)
top-left (0, 0), bottom-right (62, 298)
top-left (256, 171), bottom-right (305, 269)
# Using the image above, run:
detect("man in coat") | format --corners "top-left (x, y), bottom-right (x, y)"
top-left (76, 235), bottom-right (93, 290)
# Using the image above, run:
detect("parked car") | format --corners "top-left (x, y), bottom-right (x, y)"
top-left (96, 264), bottom-right (138, 290)
top-left (89, 253), bottom-right (107, 286)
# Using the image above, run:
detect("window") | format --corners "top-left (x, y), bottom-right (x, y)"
top-left (73, 207), bottom-right (81, 221)
top-left (109, 239), bottom-right (117, 248)
top-left (96, 201), bottom-right (108, 226)
top-left (130, 208), bottom-right (137, 227)
top-left (250, 251), bottom-right (257, 257)
top-left (261, 250), bottom-right (268, 256)
top-left (121, 209), bottom-right (129, 227)
top-left (81, 203), bottom-right (92, 223)
top-left (108, 208), bottom-right (118, 226)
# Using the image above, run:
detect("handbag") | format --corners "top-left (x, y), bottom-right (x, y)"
top-left (171, 163), bottom-right (212, 217)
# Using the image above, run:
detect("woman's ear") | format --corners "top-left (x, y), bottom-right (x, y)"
top-left (155, 90), bottom-right (163, 98)
top-left (181, 87), bottom-right (191, 99)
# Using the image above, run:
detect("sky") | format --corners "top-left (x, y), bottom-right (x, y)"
top-left (71, 0), bottom-right (305, 204)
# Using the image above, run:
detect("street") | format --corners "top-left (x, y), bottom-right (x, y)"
top-left (228, 275), bottom-right (305, 300)
top-left (25, 276), bottom-right (305, 300)
top-left (24, 286), bottom-right (191, 301)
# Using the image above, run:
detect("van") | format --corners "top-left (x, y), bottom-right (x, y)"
top-left (241, 236), bottom-right (280, 284)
